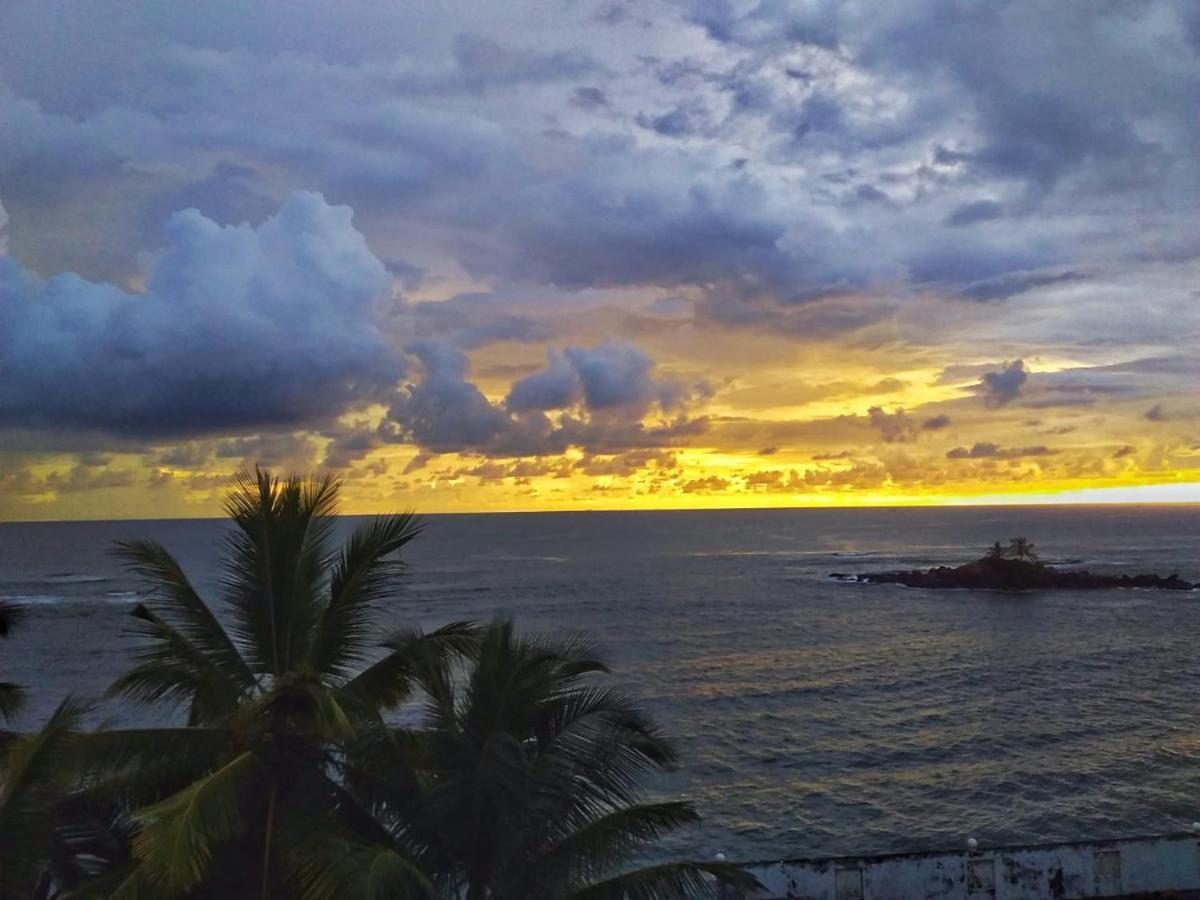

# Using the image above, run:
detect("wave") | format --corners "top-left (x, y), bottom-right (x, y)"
top-left (0, 593), bottom-right (65, 605)
top-left (40, 573), bottom-right (110, 585)
top-left (1, 591), bottom-right (138, 605)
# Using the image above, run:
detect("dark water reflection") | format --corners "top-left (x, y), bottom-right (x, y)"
top-left (2, 505), bottom-right (1198, 860)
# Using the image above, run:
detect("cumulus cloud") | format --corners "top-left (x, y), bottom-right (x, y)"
top-left (2, 0), bottom-right (1196, 333)
top-left (384, 338), bottom-right (706, 457)
top-left (385, 340), bottom-right (517, 453)
top-left (506, 348), bottom-right (583, 413)
top-left (508, 341), bottom-right (692, 414)
top-left (980, 360), bottom-right (1029, 407)
top-left (921, 414), bottom-right (952, 431)
top-left (0, 192), bottom-right (402, 437)
top-left (867, 406), bottom-right (917, 443)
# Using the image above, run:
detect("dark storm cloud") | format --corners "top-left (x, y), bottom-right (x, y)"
top-left (979, 360), bottom-right (1029, 407)
top-left (0, 192), bottom-right (402, 437)
top-left (0, 0), bottom-right (1195, 437)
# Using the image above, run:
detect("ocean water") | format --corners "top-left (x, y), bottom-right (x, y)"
top-left (1, 505), bottom-right (1199, 863)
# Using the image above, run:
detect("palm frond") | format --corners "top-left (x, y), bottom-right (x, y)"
top-left (108, 604), bottom-right (245, 723)
top-left (338, 621), bottom-right (479, 714)
top-left (74, 727), bottom-right (230, 807)
top-left (517, 802), bottom-right (701, 893)
top-left (0, 682), bottom-right (25, 722)
top-left (565, 860), bottom-right (762, 900)
top-left (127, 750), bottom-right (258, 894)
top-left (0, 697), bottom-right (89, 896)
top-left (221, 468), bottom-right (340, 676)
top-left (78, 863), bottom-right (156, 900)
top-left (0, 602), bottom-right (25, 722)
top-left (310, 512), bottom-right (423, 678)
top-left (112, 540), bottom-right (252, 692)
top-left (0, 600), bottom-right (23, 637)
top-left (287, 836), bottom-right (438, 900)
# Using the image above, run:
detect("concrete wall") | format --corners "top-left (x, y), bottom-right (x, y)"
top-left (738, 832), bottom-right (1200, 899)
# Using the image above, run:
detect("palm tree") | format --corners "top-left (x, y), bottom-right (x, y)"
top-left (1007, 537), bottom-right (1038, 562)
top-left (0, 698), bottom-right (87, 898)
top-left (359, 620), bottom-right (759, 899)
top-left (985, 542), bottom-right (1006, 563)
top-left (81, 469), bottom-right (476, 898)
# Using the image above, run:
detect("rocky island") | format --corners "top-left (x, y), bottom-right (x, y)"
top-left (834, 538), bottom-right (1196, 592)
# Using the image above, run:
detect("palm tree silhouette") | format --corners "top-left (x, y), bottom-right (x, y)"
top-left (0, 698), bottom-right (87, 898)
top-left (1007, 537), bottom-right (1038, 562)
top-left (356, 620), bottom-right (757, 899)
top-left (87, 469), bottom-right (475, 897)
top-left (10, 470), bottom-right (756, 897)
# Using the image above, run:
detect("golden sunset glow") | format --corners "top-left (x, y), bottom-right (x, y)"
top-left (0, 3), bottom-right (1197, 520)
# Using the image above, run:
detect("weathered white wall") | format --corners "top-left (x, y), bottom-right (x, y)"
top-left (738, 832), bottom-right (1200, 899)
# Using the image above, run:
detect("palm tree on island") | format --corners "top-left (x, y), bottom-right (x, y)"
top-left (36, 469), bottom-right (756, 898)
top-left (1007, 537), bottom-right (1038, 563)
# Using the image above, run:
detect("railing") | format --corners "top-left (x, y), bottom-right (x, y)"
top-left (729, 831), bottom-right (1200, 899)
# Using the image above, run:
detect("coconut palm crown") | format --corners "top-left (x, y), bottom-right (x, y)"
top-left (92, 469), bottom-right (474, 898)
top-left (357, 620), bottom-right (760, 900)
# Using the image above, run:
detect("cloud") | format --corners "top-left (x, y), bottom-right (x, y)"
top-left (958, 270), bottom-right (1088, 302)
top-left (946, 442), bottom-right (1056, 460)
top-left (867, 406), bottom-right (917, 443)
top-left (385, 340), bottom-right (517, 453)
top-left (980, 360), bottom-right (1029, 407)
top-left (1112, 445), bottom-right (1136, 459)
top-left (445, 33), bottom-right (599, 94)
top-left (507, 341), bottom-right (693, 414)
top-left (570, 86), bottom-right (609, 110)
top-left (944, 199), bottom-right (1003, 228)
top-left (383, 338), bottom-right (706, 457)
top-left (921, 414), bottom-right (952, 431)
top-left (411, 294), bottom-right (552, 349)
top-left (0, 192), bottom-right (401, 437)
top-left (1144, 404), bottom-right (1166, 422)
top-left (506, 348), bottom-right (583, 413)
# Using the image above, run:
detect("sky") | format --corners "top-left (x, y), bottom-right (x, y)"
top-left (0, 0), bottom-right (1198, 520)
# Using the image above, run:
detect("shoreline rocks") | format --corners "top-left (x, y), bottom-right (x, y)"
top-left (833, 556), bottom-right (1195, 591)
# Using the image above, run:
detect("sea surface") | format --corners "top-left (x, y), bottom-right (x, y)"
top-left (2, 505), bottom-right (1199, 863)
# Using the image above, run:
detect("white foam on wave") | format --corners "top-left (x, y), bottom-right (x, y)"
top-left (41, 574), bottom-right (109, 585)
top-left (0, 593), bottom-right (66, 605)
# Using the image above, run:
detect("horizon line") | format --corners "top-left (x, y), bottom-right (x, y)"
top-left (3, 496), bottom-right (1198, 526)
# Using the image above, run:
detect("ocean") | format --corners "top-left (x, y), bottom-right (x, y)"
top-left (1, 505), bottom-right (1198, 863)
